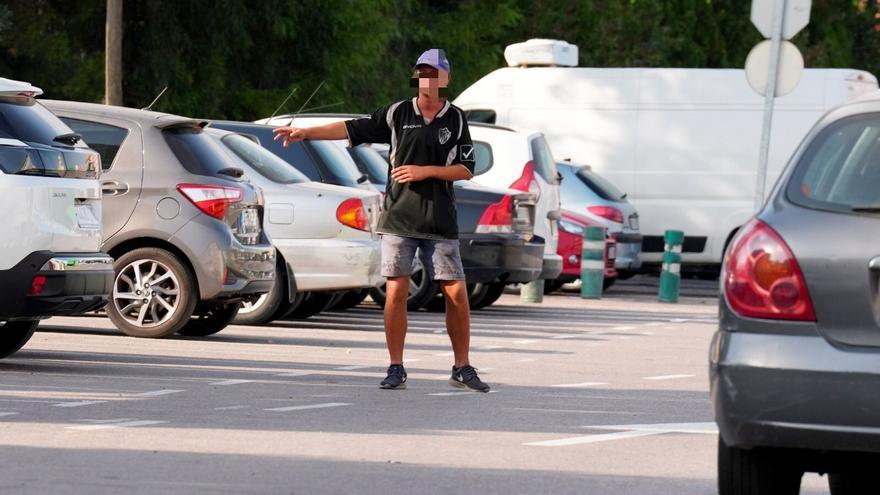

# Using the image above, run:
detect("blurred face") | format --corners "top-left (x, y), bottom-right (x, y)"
top-left (412, 65), bottom-right (450, 98)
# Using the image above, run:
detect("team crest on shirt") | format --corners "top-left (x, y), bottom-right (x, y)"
top-left (438, 127), bottom-right (451, 144)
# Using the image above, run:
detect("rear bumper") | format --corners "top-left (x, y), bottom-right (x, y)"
top-left (0, 251), bottom-right (113, 319)
top-left (460, 234), bottom-right (544, 284)
top-left (613, 235), bottom-right (642, 272)
top-left (710, 329), bottom-right (880, 454)
top-left (276, 237), bottom-right (383, 291)
top-left (540, 254), bottom-right (564, 280)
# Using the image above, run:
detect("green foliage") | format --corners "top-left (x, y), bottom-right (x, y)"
top-left (1, 0), bottom-right (879, 120)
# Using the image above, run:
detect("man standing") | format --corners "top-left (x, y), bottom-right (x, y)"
top-left (273, 49), bottom-right (490, 393)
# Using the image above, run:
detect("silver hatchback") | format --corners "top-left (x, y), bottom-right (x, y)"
top-left (711, 94), bottom-right (880, 493)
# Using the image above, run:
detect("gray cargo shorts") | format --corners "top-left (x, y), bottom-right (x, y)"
top-left (381, 234), bottom-right (466, 282)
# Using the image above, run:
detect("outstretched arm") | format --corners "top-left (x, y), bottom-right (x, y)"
top-left (272, 122), bottom-right (348, 147)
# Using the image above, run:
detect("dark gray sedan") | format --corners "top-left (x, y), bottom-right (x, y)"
top-left (711, 94), bottom-right (880, 494)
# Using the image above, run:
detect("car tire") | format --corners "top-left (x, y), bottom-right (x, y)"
top-left (177, 303), bottom-right (239, 337)
top-left (369, 258), bottom-right (437, 311)
top-left (543, 280), bottom-right (565, 295)
top-left (603, 277), bottom-right (616, 291)
top-left (424, 283), bottom-right (487, 312)
top-left (0, 320), bottom-right (39, 358)
top-left (234, 261), bottom-right (286, 326)
top-left (471, 282), bottom-right (506, 310)
top-left (285, 292), bottom-right (336, 319)
top-left (275, 291), bottom-right (306, 320)
top-left (107, 247), bottom-right (198, 338)
top-left (329, 290), bottom-right (369, 311)
top-left (718, 437), bottom-right (802, 495)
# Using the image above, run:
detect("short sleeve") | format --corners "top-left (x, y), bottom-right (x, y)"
top-left (453, 118), bottom-right (476, 176)
top-left (345, 105), bottom-right (393, 147)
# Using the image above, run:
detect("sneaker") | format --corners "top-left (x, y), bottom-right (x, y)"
top-left (449, 365), bottom-right (490, 393)
top-left (380, 364), bottom-right (407, 390)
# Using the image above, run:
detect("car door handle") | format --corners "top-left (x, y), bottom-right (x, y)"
top-left (101, 180), bottom-right (129, 196)
top-left (870, 257), bottom-right (880, 271)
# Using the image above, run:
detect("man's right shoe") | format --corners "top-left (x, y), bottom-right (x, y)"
top-left (380, 364), bottom-right (407, 390)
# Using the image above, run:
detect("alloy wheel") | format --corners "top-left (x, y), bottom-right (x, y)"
top-left (113, 259), bottom-right (181, 327)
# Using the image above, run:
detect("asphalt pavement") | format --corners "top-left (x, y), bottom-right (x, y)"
top-left (0, 280), bottom-right (832, 494)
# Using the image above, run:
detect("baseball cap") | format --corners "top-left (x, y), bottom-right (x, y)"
top-left (415, 49), bottom-right (450, 73)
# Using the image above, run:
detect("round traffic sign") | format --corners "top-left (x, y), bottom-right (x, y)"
top-left (745, 40), bottom-right (804, 97)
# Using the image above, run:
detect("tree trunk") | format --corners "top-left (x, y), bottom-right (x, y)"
top-left (105, 0), bottom-right (123, 106)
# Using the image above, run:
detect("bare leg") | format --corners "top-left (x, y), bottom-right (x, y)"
top-left (439, 280), bottom-right (470, 368)
top-left (384, 276), bottom-right (410, 364)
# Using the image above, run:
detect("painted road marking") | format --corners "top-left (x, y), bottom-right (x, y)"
top-left (428, 391), bottom-right (499, 396)
top-left (275, 371), bottom-right (314, 378)
top-left (478, 345), bottom-right (503, 350)
top-left (335, 365), bottom-right (370, 371)
top-left (265, 402), bottom-right (351, 412)
top-left (513, 339), bottom-right (537, 345)
top-left (210, 379), bottom-right (254, 386)
top-left (517, 358), bottom-right (537, 363)
top-left (551, 334), bottom-right (581, 340)
top-left (551, 382), bottom-right (607, 388)
top-left (0, 412), bottom-right (19, 417)
top-left (67, 420), bottom-right (168, 431)
top-left (525, 430), bottom-right (658, 447)
top-left (643, 374), bottom-right (695, 381)
top-left (135, 389), bottom-right (185, 397)
top-left (523, 422), bottom-right (717, 447)
top-left (54, 400), bottom-right (108, 408)
top-left (434, 352), bottom-right (455, 357)
top-left (214, 405), bottom-right (250, 411)
top-left (612, 326), bottom-right (636, 331)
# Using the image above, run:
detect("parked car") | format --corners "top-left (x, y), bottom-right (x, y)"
top-left (547, 209), bottom-right (617, 294)
top-left (711, 92), bottom-right (880, 493)
top-left (204, 127), bottom-right (383, 324)
top-left (44, 100), bottom-right (275, 338)
top-left (455, 38), bottom-right (879, 271)
top-left (0, 79), bottom-right (113, 358)
top-left (260, 114), bottom-right (546, 310)
top-left (558, 162), bottom-right (641, 278)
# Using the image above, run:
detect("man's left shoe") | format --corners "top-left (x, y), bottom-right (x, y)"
top-left (449, 365), bottom-right (491, 393)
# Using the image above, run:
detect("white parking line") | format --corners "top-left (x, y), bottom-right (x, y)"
top-left (275, 371), bottom-right (314, 378)
top-left (210, 379), bottom-right (254, 386)
top-left (335, 365), bottom-right (370, 371)
top-left (434, 352), bottom-right (455, 357)
top-left (612, 326), bottom-right (636, 331)
top-left (427, 391), bottom-right (498, 396)
top-left (54, 400), bottom-right (108, 408)
top-left (67, 420), bottom-right (168, 431)
top-left (478, 345), bottom-right (503, 350)
top-left (643, 374), bottom-right (695, 381)
top-left (135, 389), bottom-right (185, 397)
top-left (517, 358), bottom-right (537, 363)
top-left (550, 382), bottom-right (607, 388)
top-left (265, 402), bottom-right (351, 412)
top-left (513, 339), bottom-right (537, 345)
top-left (214, 405), bottom-right (250, 411)
top-left (551, 334), bottom-right (581, 340)
top-left (524, 430), bottom-right (659, 447)
top-left (0, 412), bottom-right (19, 417)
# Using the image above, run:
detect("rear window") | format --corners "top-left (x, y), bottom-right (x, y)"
top-left (164, 128), bottom-right (239, 177)
top-left (350, 145), bottom-right (389, 185)
top-left (221, 134), bottom-right (309, 184)
top-left (0, 97), bottom-right (85, 147)
top-left (788, 114), bottom-right (880, 213)
top-left (473, 141), bottom-right (493, 175)
top-left (308, 140), bottom-right (366, 187)
top-left (61, 117), bottom-right (128, 170)
top-left (576, 167), bottom-right (626, 201)
top-left (465, 110), bottom-right (496, 124)
top-left (211, 123), bottom-right (323, 181)
top-left (529, 135), bottom-right (559, 185)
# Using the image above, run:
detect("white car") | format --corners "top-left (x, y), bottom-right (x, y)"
top-left (0, 78), bottom-right (113, 356)
top-left (205, 128), bottom-right (382, 324)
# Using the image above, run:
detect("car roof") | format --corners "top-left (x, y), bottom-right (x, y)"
top-left (41, 99), bottom-right (207, 128)
top-left (0, 77), bottom-right (42, 97)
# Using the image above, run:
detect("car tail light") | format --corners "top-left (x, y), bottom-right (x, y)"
top-left (587, 206), bottom-right (624, 224)
top-left (476, 195), bottom-right (514, 233)
top-left (337, 198), bottom-right (370, 231)
top-left (27, 276), bottom-right (47, 296)
top-left (177, 184), bottom-right (243, 220)
top-left (724, 219), bottom-right (816, 321)
top-left (510, 161), bottom-right (541, 200)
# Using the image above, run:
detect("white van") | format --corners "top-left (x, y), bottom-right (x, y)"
top-left (453, 39), bottom-right (879, 269)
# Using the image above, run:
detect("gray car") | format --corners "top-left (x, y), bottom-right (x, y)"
top-left (711, 93), bottom-right (880, 493)
top-left (44, 100), bottom-right (275, 339)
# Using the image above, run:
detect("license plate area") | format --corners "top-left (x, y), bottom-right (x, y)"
top-left (75, 203), bottom-right (101, 230)
top-left (629, 215), bottom-right (639, 231)
top-left (233, 208), bottom-right (261, 245)
top-left (608, 245), bottom-right (616, 260)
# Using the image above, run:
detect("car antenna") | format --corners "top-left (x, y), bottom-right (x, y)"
top-left (298, 100), bottom-right (344, 113)
top-left (142, 86), bottom-right (168, 111)
top-left (267, 86), bottom-right (299, 122)
top-left (287, 80), bottom-right (325, 126)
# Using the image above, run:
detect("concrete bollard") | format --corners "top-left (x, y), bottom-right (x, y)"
top-left (580, 226), bottom-right (606, 299)
top-left (659, 230), bottom-right (684, 303)
top-left (520, 279), bottom-right (545, 303)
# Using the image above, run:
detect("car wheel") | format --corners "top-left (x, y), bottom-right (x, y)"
top-left (471, 282), bottom-right (506, 310)
top-left (107, 248), bottom-right (197, 338)
top-left (425, 283), bottom-right (488, 312)
top-left (0, 320), bottom-right (39, 358)
top-left (285, 292), bottom-right (337, 319)
top-left (603, 277), bottom-right (616, 291)
top-left (275, 291), bottom-right (306, 320)
top-left (329, 290), bottom-right (369, 311)
top-left (234, 262), bottom-right (286, 326)
top-left (177, 303), bottom-right (239, 336)
top-left (543, 280), bottom-right (565, 295)
top-left (718, 437), bottom-right (802, 495)
top-left (369, 258), bottom-right (438, 311)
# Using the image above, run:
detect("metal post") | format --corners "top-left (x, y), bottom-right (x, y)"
top-left (580, 226), bottom-right (606, 299)
top-left (658, 230), bottom-right (684, 303)
top-left (754, 0), bottom-right (786, 212)
top-left (105, 0), bottom-right (123, 106)
top-left (520, 280), bottom-right (544, 303)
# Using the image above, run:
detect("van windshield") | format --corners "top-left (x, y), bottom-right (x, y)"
top-left (530, 135), bottom-right (559, 185)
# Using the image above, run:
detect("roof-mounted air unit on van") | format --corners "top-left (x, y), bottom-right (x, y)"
top-left (504, 39), bottom-right (578, 68)
top-left (0, 77), bottom-right (43, 97)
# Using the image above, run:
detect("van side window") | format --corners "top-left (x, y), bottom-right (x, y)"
top-left (465, 110), bottom-right (496, 124)
top-left (473, 141), bottom-right (493, 175)
top-left (60, 118), bottom-right (129, 171)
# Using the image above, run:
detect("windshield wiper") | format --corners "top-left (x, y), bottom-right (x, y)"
top-left (217, 167), bottom-right (244, 178)
top-left (357, 174), bottom-right (369, 184)
top-left (851, 204), bottom-right (880, 213)
top-left (53, 132), bottom-right (82, 146)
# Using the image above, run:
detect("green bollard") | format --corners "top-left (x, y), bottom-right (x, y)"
top-left (659, 230), bottom-right (684, 303)
top-left (521, 279), bottom-right (545, 303)
top-left (580, 226), bottom-right (606, 299)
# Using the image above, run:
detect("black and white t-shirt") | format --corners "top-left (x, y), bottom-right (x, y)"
top-left (344, 97), bottom-right (475, 240)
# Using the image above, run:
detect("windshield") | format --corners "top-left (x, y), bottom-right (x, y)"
top-left (350, 145), bottom-right (389, 185)
top-left (530, 135), bottom-right (559, 185)
top-left (0, 97), bottom-right (85, 147)
top-left (164, 127), bottom-right (239, 177)
top-left (309, 140), bottom-right (366, 187)
top-left (221, 134), bottom-right (309, 184)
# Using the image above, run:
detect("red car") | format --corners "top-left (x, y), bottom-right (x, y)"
top-left (545, 209), bottom-right (617, 293)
